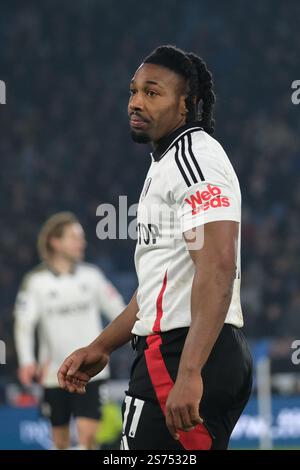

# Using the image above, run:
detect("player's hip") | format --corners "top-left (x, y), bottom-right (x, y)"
top-left (128, 324), bottom-right (252, 405)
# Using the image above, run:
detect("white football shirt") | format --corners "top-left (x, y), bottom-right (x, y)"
top-left (14, 263), bottom-right (125, 387)
top-left (133, 122), bottom-right (243, 336)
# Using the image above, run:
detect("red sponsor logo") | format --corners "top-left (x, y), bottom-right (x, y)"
top-left (184, 184), bottom-right (230, 215)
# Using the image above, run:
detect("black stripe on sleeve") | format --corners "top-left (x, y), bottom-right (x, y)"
top-left (181, 136), bottom-right (198, 184)
top-left (175, 142), bottom-right (191, 187)
top-left (187, 133), bottom-right (205, 181)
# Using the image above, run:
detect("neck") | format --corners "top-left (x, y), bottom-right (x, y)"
top-left (152, 117), bottom-right (187, 150)
top-left (48, 256), bottom-right (75, 275)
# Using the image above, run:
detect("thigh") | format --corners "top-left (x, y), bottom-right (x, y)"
top-left (201, 325), bottom-right (253, 449)
top-left (126, 335), bottom-right (212, 450)
top-left (121, 393), bottom-right (183, 450)
top-left (73, 379), bottom-right (105, 420)
top-left (41, 387), bottom-right (71, 427)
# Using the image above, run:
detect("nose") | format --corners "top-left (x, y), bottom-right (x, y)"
top-left (129, 91), bottom-right (144, 112)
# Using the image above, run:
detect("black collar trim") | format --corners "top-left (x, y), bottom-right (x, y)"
top-left (45, 262), bottom-right (78, 277)
top-left (151, 122), bottom-right (203, 162)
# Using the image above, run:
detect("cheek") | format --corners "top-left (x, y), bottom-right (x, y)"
top-left (156, 103), bottom-right (180, 126)
top-left (67, 242), bottom-right (79, 252)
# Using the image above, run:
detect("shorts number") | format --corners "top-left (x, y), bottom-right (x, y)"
top-left (122, 395), bottom-right (145, 440)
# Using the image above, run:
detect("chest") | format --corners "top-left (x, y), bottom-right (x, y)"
top-left (37, 275), bottom-right (95, 316)
top-left (136, 163), bottom-right (179, 248)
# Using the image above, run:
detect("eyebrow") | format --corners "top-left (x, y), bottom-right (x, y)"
top-left (130, 79), bottom-right (163, 88)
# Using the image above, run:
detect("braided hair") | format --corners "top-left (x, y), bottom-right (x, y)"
top-left (143, 45), bottom-right (216, 135)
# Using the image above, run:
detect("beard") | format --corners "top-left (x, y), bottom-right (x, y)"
top-left (130, 129), bottom-right (151, 143)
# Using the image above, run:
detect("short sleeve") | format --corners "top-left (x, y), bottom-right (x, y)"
top-left (169, 133), bottom-right (240, 233)
top-left (95, 268), bottom-right (126, 321)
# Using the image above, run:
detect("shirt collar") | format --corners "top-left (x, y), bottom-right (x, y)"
top-left (45, 262), bottom-right (78, 277)
top-left (151, 121), bottom-right (203, 162)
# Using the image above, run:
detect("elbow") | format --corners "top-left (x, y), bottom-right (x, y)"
top-left (214, 256), bottom-right (236, 299)
top-left (216, 254), bottom-right (236, 279)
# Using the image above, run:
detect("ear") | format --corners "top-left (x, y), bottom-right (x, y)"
top-left (179, 94), bottom-right (188, 117)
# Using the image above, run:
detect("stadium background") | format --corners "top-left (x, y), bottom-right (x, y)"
top-left (0, 0), bottom-right (299, 449)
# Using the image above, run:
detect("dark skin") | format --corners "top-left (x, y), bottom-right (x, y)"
top-left (165, 222), bottom-right (237, 439)
top-left (57, 63), bottom-right (238, 442)
top-left (129, 63), bottom-right (188, 147)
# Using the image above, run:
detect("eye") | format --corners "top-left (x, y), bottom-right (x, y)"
top-left (129, 89), bottom-right (136, 96)
top-left (146, 90), bottom-right (157, 97)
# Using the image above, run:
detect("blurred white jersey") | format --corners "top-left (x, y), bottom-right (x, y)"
top-left (14, 263), bottom-right (125, 387)
top-left (133, 123), bottom-right (243, 336)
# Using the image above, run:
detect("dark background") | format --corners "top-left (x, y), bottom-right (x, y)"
top-left (0, 0), bottom-right (300, 381)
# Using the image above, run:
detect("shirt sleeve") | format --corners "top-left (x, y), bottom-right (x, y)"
top-left (95, 269), bottom-right (126, 322)
top-left (14, 275), bottom-right (40, 366)
top-left (169, 134), bottom-right (240, 233)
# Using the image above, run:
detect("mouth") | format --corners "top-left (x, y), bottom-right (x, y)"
top-left (130, 114), bottom-right (149, 130)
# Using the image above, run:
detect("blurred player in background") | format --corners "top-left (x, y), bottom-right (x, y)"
top-left (14, 212), bottom-right (125, 449)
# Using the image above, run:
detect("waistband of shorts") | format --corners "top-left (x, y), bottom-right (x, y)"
top-left (131, 324), bottom-right (239, 351)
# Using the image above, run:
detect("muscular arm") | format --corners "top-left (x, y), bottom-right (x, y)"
top-left (179, 221), bottom-right (237, 374)
top-left (57, 291), bottom-right (139, 392)
top-left (165, 221), bottom-right (238, 438)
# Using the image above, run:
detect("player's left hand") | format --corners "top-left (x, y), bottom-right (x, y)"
top-left (165, 371), bottom-right (203, 440)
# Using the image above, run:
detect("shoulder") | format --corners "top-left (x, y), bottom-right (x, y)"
top-left (170, 129), bottom-right (228, 169)
top-left (19, 263), bottom-right (50, 292)
top-left (166, 130), bottom-right (228, 188)
top-left (78, 261), bottom-right (99, 272)
top-left (190, 129), bottom-right (227, 156)
top-left (77, 262), bottom-right (106, 280)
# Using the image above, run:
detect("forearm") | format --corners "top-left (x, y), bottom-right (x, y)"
top-left (89, 291), bottom-right (139, 355)
top-left (178, 264), bottom-right (235, 377)
top-left (14, 321), bottom-right (36, 366)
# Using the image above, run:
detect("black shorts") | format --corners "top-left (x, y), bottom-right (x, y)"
top-left (121, 324), bottom-right (252, 450)
top-left (41, 380), bottom-right (106, 427)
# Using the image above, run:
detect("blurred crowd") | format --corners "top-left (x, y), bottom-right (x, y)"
top-left (0, 0), bottom-right (299, 379)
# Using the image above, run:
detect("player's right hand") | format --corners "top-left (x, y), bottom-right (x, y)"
top-left (57, 346), bottom-right (109, 394)
top-left (18, 363), bottom-right (37, 386)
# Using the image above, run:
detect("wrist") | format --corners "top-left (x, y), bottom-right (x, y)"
top-left (20, 361), bottom-right (36, 368)
top-left (177, 364), bottom-right (202, 379)
top-left (89, 338), bottom-right (112, 357)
